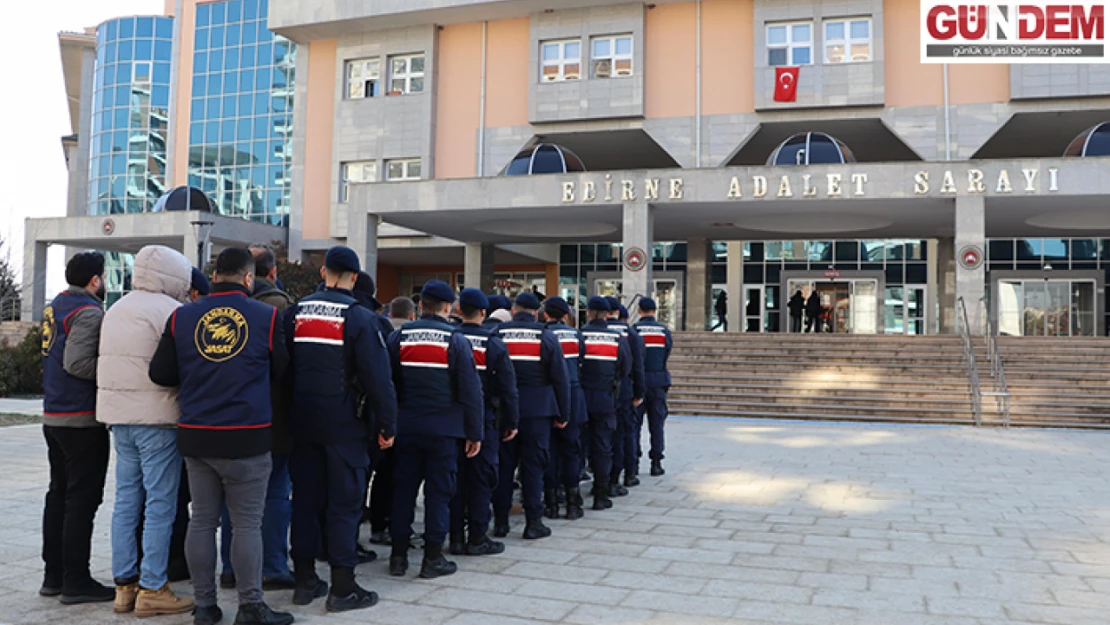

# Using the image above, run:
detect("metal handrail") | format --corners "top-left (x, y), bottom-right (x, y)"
top-left (980, 298), bottom-right (1012, 427)
top-left (624, 293), bottom-right (644, 323)
top-left (956, 297), bottom-right (983, 426)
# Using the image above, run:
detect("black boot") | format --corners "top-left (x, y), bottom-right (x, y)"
top-left (233, 602), bottom-right (294, 625)
top-left (591, 484), bottom-right (613, 510)
top-left (325, 566), bottom-right (379, 613)
top-left (543, 488), bottom-right (560, 519)
top-left (466, 533), bottom-right (505, 555)
top-left (609, 474), bottom-right (629, 497)
top-left (355, 542), bottom-right (378, 563)
top-left (419, 543), bottom-right (458, 579)
top-left (651, 459), bottom-right (665, 476)
top-left (59, 579), bottom-right (115, 605)
top-left (448, 533), bottom-right (467, 556)
top-left (388, 544), bottom-right (409, 577)
top-left (522, 518), bottom-right (552, 540)
top-left (565, 487), bottom-right (585, 520)
top-left (292, 561), bottom-right (327, 606)
top-left (193, 604), bottom-right (223, 625)
top-left (492, 515), bottom-right (510, 538)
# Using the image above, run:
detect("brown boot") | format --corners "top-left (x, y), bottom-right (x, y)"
top-left (134, 584), bottom-right (194, 617)
top-left (114, 583), bottom-right (139, 614)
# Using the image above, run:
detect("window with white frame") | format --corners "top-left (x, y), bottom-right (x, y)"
top-left (591, 34), bottom-right (633, 78)
top-left (388, 54), bottom-right (425, 94)
top-left (385, 159), bottom-right (422, 182)
top-left (540, 39), bottom-right (582, 82)
top-left (346, 58), bottom-right (381, 99)
top-left (340, 161), bottom-right (377, 202)
top-left (824, 18), bottom-right (872, 63)
top-left (766, 22), bottom-right (813, 66)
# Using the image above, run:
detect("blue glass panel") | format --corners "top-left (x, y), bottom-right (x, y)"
top-left (195, 51), bottom-right (209, 74)
top-left (253, 116), bottom-right (269, 138)
top-left (112, 153), bottom-right (127, 174)
top-left (239, 69), bottom-right (254, 90)
top-left (207, 74), bottom-right (222, 96)
top-left (114, 85), bottom-right (129, 106)
top-left (242, 22), bottom-right (257, 44)
top-left (256, 42), bottom-right (272, 65)
top-left (117, 61), bottom-right (132, 84)
top-left (272, 70), bottom-right (287, 89)
top-left (257, 20), bottom-right (271, 42)
top-left (240, 45), bottom-right (256, 67)
top-left (228, 0), bottom-right (243, 21)
top-left (237, 119), bottom-right (252, 141)
top-left (105, 42), bottom-right (117, 64)
top-left (152, 85), bottom-right (169, 107)
top-left (191, 98), bottom-right (204, 121)
top-left (222, 95), bottom-right (237, 117)
top-left (192, 74), bottom-right (206, 95)
top-left (252, 141), bottom-right (268, 163)
top-left (206, 97), bottom-right (221, 119)
top-left (106, 19), bottom-right (118, 39)
top-left (208, 49), bottom-right (223, 72)
top-left (259, 0), bottom-right (268, 19)
top-left (254, 92), bottom-right (269, 115)
top-left (223, 72), bottom-right (238, 92)
top-left (119, 17), bottom-right (135, 39)
top-left (222, 119), bottom-right (236, 141)
top-left (153, 62), bottom-right (170, 83)
top-left (155, 40), bottom-right (171, 61)
top-left (210, 25), bottom-right (225, 48)
top-left (98, 133), bottom-right (111, 152)
top-left (250, 165), bottom-right (265, 186)
top-left (244, 0), bottom-right (259, 20)
top-left (99, 110), bottom-right (111, 132)
top-left (156, 17), bottom-right (173, 39)
top-left (97, 43), bottom-right (106, 65)
top-left (255, 68), bottom-right (270, 90)
top-left (238, 94), bottom-right (253, 115)
top-left (135, 39), bottom-right (153, 59)
top-left (196, 3), bottom-right (211, 27)
top-left (210, 1), bottom-right (226, 25)
top-left (137, 17), bottom-right (153, 37)
top-left (271, 95), bottom-right (287, 112)
top-left (118, 39), bottom-right (134, 61)
top-left (224, 51), bottom-right (239, 71)
top-left (195, 28), bottom-right (209, 50)
top-left (205, 121), bottom-right (220, 143)
top-left (104, 64), bottom-right (116, 85)
top-left (226, 24), bottom-right (241, 47)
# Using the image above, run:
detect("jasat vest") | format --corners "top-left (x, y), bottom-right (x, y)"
top-left (42, 291), bottom-right (102, 417)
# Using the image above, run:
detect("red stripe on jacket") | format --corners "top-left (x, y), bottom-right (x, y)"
top-left (401, 342), bottom-right (449, 366)
top-left (505, 341), bottom-right (542, 359)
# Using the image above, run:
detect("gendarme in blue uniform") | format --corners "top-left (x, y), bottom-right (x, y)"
top-left (634, 301), bottom-right (673, 468)
top-left (542, 296), bottom-right (589, 518)
top-left (579, 296), bottom-right (631, 508)
top-left (607, 301), bottom-right (646, 485)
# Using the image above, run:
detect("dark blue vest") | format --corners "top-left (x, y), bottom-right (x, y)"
top-left (172, 291), bottom-right (277, 455)
top-left (547, 323), bottom-right (583, 388)
top-left (41, 291), bottom-right (101, 417)
top-left (580, 321), bottom-right (623, 414)
top-left (494, 317), bottom-right (561, 419)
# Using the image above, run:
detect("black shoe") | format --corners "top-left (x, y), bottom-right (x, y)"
top-left (522, 519), bottom-right (552, 540)
top-left (368, 529), bottom-right (389, 545)
top-left (465, 534), bottom-right (505, 556)
top-left (543, 488), bottom-right (560, 519)
top-left (419, 554), bottom-right (458, 579)
top-left (389, 555), bottom-right (408, 577)
top-left (326, 583), bottom-right (379, 613)
top-left (58, 580), bottom-right (115, 605)
top-left (448, 540), bottom-right (467, 556)
top-left (492, 517), bottom-right (510, 538)
top-left (193, 604), bottom-right (223, 625)
top-left (292, 578), bottom-right (327, 606)
top-left (609, 481), bottom-right (629, 497)
top-left (565, 487), bottom-right (585, 520)
top-left (624, 474), bottom-right (641, 487)
top-left (38, 578), bottom-right (62, 597)
top-left (219, 572), bottom-right (236, 590)
top-left (261, 574), bottom-right (297, 591)
top-left (579, 470), bottom-right (592, 483)
top-left (651, 460), bottom-right (665, 476)
top-left (167, 558), bottom-right (190, 582)
top-left (233, 602), bottom-right (294, 625)
top-left (355, 543), bottom-right (378, 564)
top-left (592, 485), bottom-right (613, 510)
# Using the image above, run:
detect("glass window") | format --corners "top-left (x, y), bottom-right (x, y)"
top-left (767, 21), bottom-right (812, 66)
top-left (119, 17), bottom-right (135, 39)
top-left (226, 24), bottom-right (241, 47)
top-left (210, 25), bottom-right (225, 48)
top-left (209, 1), bottom-right (226, 25)
top-left (340, 161), bottom-right (378, 201)
top-left (241, 45), bottom-right (256, 68)
top-left (227, 0), bottom-right (242, 22)
top-left (808, 241), bottom-right (832, 262)
top-left (118, 39), bottom-right (134, 62)
top-left (541, 39), bottom-right (582, 82)
top-left (137, 17), bottom-right (154, 38)
top-left (135, 39), bottom-right (153, 60)
top-left (825, 17), bottom-right (872, 63)
top-left (346, 58), bottom-right (380, 99)
top-left (388, 54), bottom-right (425, 94)
top-left (591, 34), bottom-right (633, 78)
top-left (156, 16), bottom-right (173, 39)
top-left (385, 159), bottom-right (422, 181)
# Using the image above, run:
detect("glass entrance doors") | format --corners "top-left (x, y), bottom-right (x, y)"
top-left (587, 271), bottom-right (685, 330)
top-left (785, 279), bottom-right (880, 334)
top-left (997, 279), bottom-right (1096, 336)
top-left (743, 286), bottom-right (764, 333)
top-left (885, 285), bottom-right (927, 334)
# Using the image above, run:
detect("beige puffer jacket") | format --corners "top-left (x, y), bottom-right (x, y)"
top-left (97, 245), bottom-right (192, 426)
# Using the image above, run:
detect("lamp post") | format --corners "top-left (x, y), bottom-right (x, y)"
top-left (190, 219), bottom-right (215, 268)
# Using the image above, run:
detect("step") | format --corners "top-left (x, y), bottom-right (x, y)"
top-left (671, 383), bottom-right (973, 397)
top-left (667, 391), bottom-right (973, 410)
top-left (668, 406), bottom-right (978, 425)
top-left (669, 399), bottom-right (976, 417)
top-left (671, 373), bottom-right (971, 389)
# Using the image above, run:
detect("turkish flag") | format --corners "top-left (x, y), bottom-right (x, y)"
top-left (773, 66), bottom-right (800, 102)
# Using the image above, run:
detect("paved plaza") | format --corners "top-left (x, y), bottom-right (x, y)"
top-left (1, 417), bottom-right (1109, 625)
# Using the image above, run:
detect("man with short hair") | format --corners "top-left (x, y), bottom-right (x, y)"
top-left (634, 298), bottom-right (673, 476)
top-left (149, 248), bottom-right (293, 625)
top-left (579, 297), bottom-right (631, 511)
top-left (389, 296), bottom-right (416, 331)
top-left (388, 281), bottom-right (484, 578)
top-left (285, 246), bottom-right (397, 613)
top-left (250, 245), bottom-right (295, 310)
top-left (40, 251), bottom-right (113, 605)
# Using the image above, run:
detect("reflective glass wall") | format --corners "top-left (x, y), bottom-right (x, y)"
top-left (188, 0), bottom-right (295, 225)
top-left (89, 16), bottom-right (174, 215)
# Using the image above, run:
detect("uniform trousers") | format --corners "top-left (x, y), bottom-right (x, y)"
top-left (544, 387), bottom-right (586, 492)
top-left (611, 399), bottom-right (639, 476)
top-left (391, 434), bottom-right (459, 547)
top-left (449, 421), bottom-right (499, 540)
top-left (645, 386), bottom-right (668, 461)
top-left (492, 417), bottom-right (552, 522)
top-left (585, 409), bottom-right (616, 488)
top-left (367, 447), bottom-right (395, 534)
top-left (289, 441), bottom-right (368, 570)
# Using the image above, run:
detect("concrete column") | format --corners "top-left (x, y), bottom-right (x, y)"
top-left (22, 233), bottom-right (48, 321)
top-left (954, 196), bottom-right (985, 335)
top-left (347, 212), bottom-right (380, 281)
top-left (621, 202), bottom-right (653, 304)
top-left (685, 238), bottom-right (712, 330)
top-left (934, 237), bottom-right (957, 334)
top-left (464, 243), bottom-right (496, 293)
top-left (726, 241), bottom-right (744, 332)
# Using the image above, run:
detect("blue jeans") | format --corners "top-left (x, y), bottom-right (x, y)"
top-left (110, 425), bottom-right (181, 589)
top-left (221, 453), bottom-right (291, 578)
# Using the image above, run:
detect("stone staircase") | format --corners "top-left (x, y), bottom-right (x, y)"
top-left (668, 332), bottom-right (1110, 428)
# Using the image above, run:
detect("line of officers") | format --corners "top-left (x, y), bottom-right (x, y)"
top-left (160, 244), bottom-right (671, 617)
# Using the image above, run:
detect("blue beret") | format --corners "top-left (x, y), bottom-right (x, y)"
top-left (639, 297), bottom-right (657, 311)
top-left (353, 271), bottom-right (375, 295)
top-left (421, 279), bottom-right (456, 304)
top-left (191, 267), bottom-right (210, 296)
top-left (605, 296), bottom-right (621, 311)
top-left (618, 305), bottom-right (630, 319)
top-left (324, 245), bottom-right (361, 274)
top-left (545, 296), bottom-right (570, 316)
top-left (487, 294), bottom-right (510, 311)
top-left (515, 292), bottom-right (541, 310)
top-left (586, 295), bottom-right (610, 311)
top-left (459, 288), bottom-right (489, 310)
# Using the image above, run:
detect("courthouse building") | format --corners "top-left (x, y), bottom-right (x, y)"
top-left (27, 0), bottom-right (1110, 337)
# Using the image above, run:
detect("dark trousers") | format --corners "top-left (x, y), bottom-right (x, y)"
top-left (368, 447), bottom-right (395, 533)
top-left (449, 422), bottom-right (499, 541)
top-left (289, 442), bottom-right (367, 569)
top-left (611, 401), bottom-right (639, 476)
top-left (710, 315), bottom-right (727, 331)
top-left (492, 417), bottom-right (552, 522)
top-left (42, 425), bottom-right (110, 590)
top-left (586, 411), bottom-right (616, 487)
top-left (645, 386), bottom-right (668, 461)
top-left (806, 314), bottom-right (820, 333)
top-left (544, 420), bottom-right (582, 492)
top-left (170, 462), bottom-right (190, 564)
top-left (791, 314), bottom-right (803, 333)
top-left (391, 435), bottom-right (458, 547)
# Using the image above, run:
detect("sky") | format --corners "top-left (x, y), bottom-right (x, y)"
top-left (0, 0), bottom-right (164, 293)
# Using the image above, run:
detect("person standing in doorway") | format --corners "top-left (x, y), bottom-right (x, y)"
top-left (788, 290), bottom-right (805, 334)
top-left (805, 290), bottom-right (823, 333)
top-left (711, 291), bottom-right (728, 331)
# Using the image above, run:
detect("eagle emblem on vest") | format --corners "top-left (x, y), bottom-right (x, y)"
top-left (195, 307), bottom-right (249, 362)
top-left (41, 306), bottom-right (56, 356)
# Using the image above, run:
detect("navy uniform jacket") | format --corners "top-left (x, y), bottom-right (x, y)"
top-left (547, 321), bottom-right (587, 425)
top-left (633, 316), bottom-right (673, 389)
top-left (493, 313), bottom-right (571, 424)
top-left (457, 323), bottom-right (520, 431)
top-left (284, 287), bottom-right (398, 445)
top-left (387, 314), bottom-right (484, 442)
top-left (579, 319), bottom-right (632, 414)
top-left (608, 320), bottom-right (646, 401)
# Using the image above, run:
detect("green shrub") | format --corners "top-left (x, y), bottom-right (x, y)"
top-left (13, 326), bottom-right (43, 394)
top-left (0, 348), bottom-right (18, 397)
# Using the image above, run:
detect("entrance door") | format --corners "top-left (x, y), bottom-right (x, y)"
top-left (743, 285), bottom-right (764, 333)
top-left (997, 279), bottom-right (1097, 336)
top-left (586, 271), bottom-right (685, 330)
top-left (817, 283), bottom-right (850, 333)
top-left (850, 280), bottom-right (879, 334)
top-left (711, 284), bottom-right (726, 332)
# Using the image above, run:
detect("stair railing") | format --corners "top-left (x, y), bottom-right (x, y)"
top-left (956, 297), bottom-right (983, 426)
top-left (980, 298), bottom-right (1012, 427)
top-left (624, 293), bottom-right (644, 324)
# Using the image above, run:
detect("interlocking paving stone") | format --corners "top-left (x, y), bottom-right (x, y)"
top-left (1, 417), bottom-right (1109, 625)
